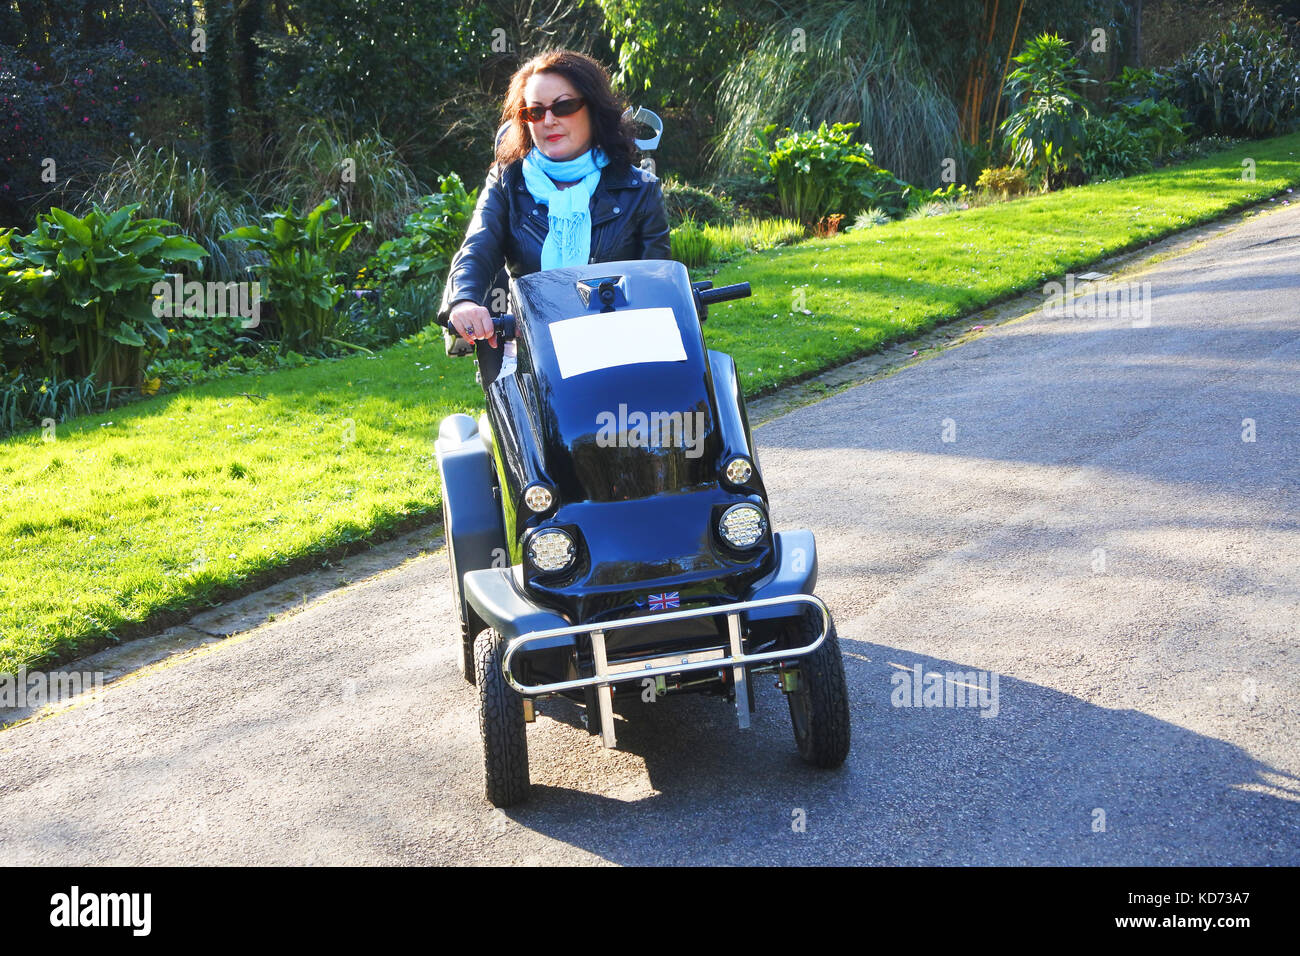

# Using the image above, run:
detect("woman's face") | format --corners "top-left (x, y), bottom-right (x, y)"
top-left (522, 71), bottom-right (593, 163)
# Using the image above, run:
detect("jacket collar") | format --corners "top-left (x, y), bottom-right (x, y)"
top-left (511, 159), bottom-right (641, 195)
top-left (511, 159), bottom-right (641, 225)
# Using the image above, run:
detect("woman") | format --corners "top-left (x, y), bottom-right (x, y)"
top-left (436, 50), bottom-right (671, 388)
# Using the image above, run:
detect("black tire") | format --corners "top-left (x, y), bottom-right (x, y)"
top-left (474, 628), bottom-right (530, 806)
top-left (442, 494), bottom-right (475, 685)
top-left (784, 608), bottom-right (851, 768)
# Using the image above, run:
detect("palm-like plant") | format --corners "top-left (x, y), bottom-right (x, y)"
top-left (997, 33), bottom-right (1094, 188)
top-left (221, 199), bottom-right (368, 354)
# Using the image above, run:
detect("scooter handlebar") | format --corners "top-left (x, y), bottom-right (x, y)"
top-left (444, 314), bottom-right (515, 358)
top-left (697, 282), bottom-right (751, 305)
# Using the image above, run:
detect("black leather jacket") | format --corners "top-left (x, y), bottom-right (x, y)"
top-left (435, 158), bottom-right (671, 328)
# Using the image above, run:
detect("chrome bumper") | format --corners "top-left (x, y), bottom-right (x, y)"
top-left (501, 594), bottom-right (828, 747)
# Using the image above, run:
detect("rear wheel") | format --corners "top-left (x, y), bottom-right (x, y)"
top-left (474, 628), bottom-right (530, 806)
top-left (784, 608), bottom-right (851, 768)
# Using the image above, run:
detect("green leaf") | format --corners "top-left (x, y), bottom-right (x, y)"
top-left (110, 326), bottom-right (146, 348)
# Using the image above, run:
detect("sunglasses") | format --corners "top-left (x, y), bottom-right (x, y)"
top-left (517, 97), bottom-right (586, 124)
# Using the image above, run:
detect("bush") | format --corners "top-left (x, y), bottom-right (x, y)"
top-left (221, 198), bottom-right (368, 354)
top-left (82, 146), bottom-right (261, 283)
top-left (1107, 67), bottom-right (1177, 108)
top-left (0, 31), bottom-right (195, 226)
top-left (708, 173), bottom-right (781, 219)
top-left (848, 207), bottom-right (891, 230)
top-left (1168, 23), bottom-right (1300, 138)
top-left (251, 122), bottom-right (426, 265)
top-left (700, 218), bottom-right (805, 259)
top-left (661, 177), bottom-right (739, 228)
top-left (0, 205), bottom-right (206, 387)
top-left (1113, 98), bottom-right (1190, 158)
top-left (998, 33), bottom-right (1094, 188)
top-left (0, 367), bottom-right (116, 439)
top-left (744, 120), bottom-right (912, 224)
top-left (1079, 116), bottom-right (1154, 182)
top-left (669, 216), bottom-right (713, 268)
top-left (975, 166), bottom-right (1029, 199)
top-left (362, 173), bottom-right (476, 290)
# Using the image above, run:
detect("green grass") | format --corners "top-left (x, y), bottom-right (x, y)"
top-left (3, 133), bottom-right (1299, 673)
top-left (1, 332), bottom-right (482, 672)
top-left (699, 133), bottom-right (1300, 393)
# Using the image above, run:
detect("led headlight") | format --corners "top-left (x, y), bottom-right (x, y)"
top-left (723, 457), bottom-right (754, 485)
top-left (718, 503), bottom-right (766, 549)
top-left (527, 529), bottom-right (575, 572)
top-left (523, 483), bottom-right (554, 513)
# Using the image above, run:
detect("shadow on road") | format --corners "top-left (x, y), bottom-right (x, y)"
top-left (505, 641), bottom-right (1300, 865)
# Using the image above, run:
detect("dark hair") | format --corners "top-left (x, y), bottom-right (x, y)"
top-left (495, 49), bottom-right (637, 172)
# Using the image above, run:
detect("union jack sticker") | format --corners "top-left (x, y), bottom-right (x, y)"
top-left (647, 591), bottom-right (680, 611)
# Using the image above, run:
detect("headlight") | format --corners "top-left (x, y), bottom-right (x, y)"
top-left (718, 503), bottom-right (766, 549)
top-left (527, 529), bottom-right (575, 572)
top-left (523, 483), bottom-right (554, 513)
top-left (723, 457), bottom-right (754, 485)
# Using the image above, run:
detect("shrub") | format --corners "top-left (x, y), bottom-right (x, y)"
top-left (1167, 23), bottom-right (1300, 138)
top-left (362, 173), bottom-right (476, 290)
top-left (251, 122), bottom-right (425, 264)
top-left (712, 2), bottom-right (960, 187)
top-left (0, 367), bottom-right (116, 439)
top-left (700, 217), bottom-right (805, 258)
top-left (0, 205), bottom-right (206, 387)
top-left (661, 177), bottom-right (739, 228)
top-left (905, 199), bottom-right (963, 219)
top-left (744, 120), bottom-right (912, 224)
top-left (998, 33), bottom-right (1094, 188)
top-left (669, 216), bottom-right (713, 268)
top-left (1114, 98), bottom-right (1190, 158)
top-left (1107, 67), bottom-right (1177, 108)
top-left (82, 146), bottom-right (260, 283)
top-left (975, 166), bottom-right (1029, 199)
top-left (221, 198), bottom-right (368, 354)
top-left (1080, 116), bottom-right (1154, 182)
top-left (848, 207), bottom-right (891, 230)
top-left (708, 173), bottom-right (781, 219)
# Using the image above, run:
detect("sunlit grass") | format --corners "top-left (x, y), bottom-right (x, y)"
top-left (1, 333), bottom-right (482, 671)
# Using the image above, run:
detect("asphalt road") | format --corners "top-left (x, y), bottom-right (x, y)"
top-left (2, 203), bottom-right (1298, 866)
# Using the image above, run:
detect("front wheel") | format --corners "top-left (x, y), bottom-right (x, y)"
top-left (784, 608), bottom-right (851, 768)
top-left (474, 628), bottom-right (530, 806)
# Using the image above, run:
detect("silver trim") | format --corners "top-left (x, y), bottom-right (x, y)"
top-left (501, 594), bottom-right (828, 706)
top-left (728, 613), bottom-right (750, 730)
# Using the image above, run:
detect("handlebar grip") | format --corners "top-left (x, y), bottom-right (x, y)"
top-left (698, 282), bottom-right (751, 305)
top-left (444, 313), bottom-right (516, 358)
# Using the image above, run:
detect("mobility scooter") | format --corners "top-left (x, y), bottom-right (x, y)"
top-left (436, 257), bottom-right (851, 806)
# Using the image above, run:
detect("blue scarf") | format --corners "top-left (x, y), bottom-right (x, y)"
top-left (521, 145), bottom-right (609, 269)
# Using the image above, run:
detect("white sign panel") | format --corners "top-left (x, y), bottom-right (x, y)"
top-left (547, 307), bottom-right (687, 379)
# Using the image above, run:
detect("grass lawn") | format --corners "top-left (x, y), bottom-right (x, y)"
top-left (3, 133), bottom-right (1299, 673)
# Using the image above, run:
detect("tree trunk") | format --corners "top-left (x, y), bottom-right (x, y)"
top-left (205, 0), bottom-right (237, 185)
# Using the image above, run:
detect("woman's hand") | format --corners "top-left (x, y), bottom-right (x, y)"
top-left (449, 300), bottom-right (498, 348)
